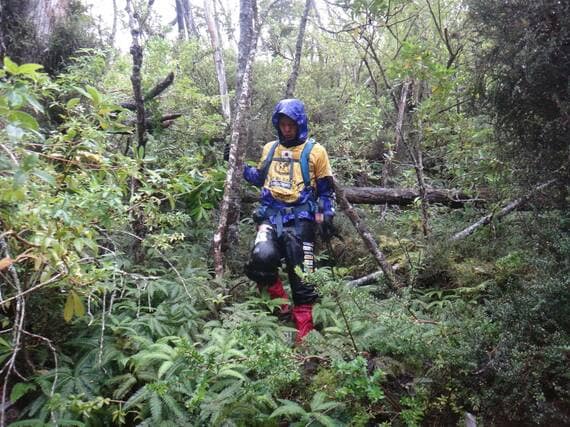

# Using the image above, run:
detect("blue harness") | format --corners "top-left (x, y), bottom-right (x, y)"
top-left (257, 139), bottom-right (317, 236)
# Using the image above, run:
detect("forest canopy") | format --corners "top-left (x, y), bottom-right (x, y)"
top-left (0, 0), bottom-right (568, 425)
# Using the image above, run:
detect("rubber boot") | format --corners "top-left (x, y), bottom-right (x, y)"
top-left (292, 304), bottom-right (314, 344)
top-left (266, 278), bottom-right (290, 319)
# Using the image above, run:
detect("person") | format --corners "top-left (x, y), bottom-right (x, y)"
top-left (243, 98), bottom-right (336, 343)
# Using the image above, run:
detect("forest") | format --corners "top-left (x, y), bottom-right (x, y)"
top-left (0, 0), bottom-right (568, 425)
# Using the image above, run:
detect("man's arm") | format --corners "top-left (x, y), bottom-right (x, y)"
top-left (243, 165), bottom-right (265, 187)
top-left (313, 145), bottom-right (336, 217)
top-left (243, 142), bottom-right (272, 188)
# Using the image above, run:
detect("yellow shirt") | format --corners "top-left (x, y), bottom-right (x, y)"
top-left (258, 140), bottom-right (332, 203)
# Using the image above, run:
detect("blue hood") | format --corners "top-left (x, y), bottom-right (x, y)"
top-left (272, 98), bottom-right (308, 144)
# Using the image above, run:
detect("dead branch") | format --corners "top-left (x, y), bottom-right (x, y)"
top-left (121, 72), bottom-right (175, 111)
top-left (334, 179), bottom-right (401, 290)
top-left (449, 179), bottom-right (557, 241)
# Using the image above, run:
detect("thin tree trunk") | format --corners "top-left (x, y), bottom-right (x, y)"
top-left (284, 0), bottom-right (312, 98)
top-left (126, 0), bottom-right (151, 263)
top-left (382, 80), bottom-right (410, 186)
top-left (450, 179), bottom-right (557, 241)
top-left (409, 125), bottom-right (430, 236)
top-left (0, 1), bottom-right (6, 57)
top-left (182, 0), bottom-right (200, 39)
top-left (334, 179), bottom-right (401, 290)
top-left (235, 0), bottom-right (253, 105)
top-left (125, 0), bottom-right (147, 155)
top-left (0, 225), bottom-right (24, 427)
top-left (213, 0), bottom-right (259, 279)
top-left (175, 0), bottom-right (186, 38)
top-left (205, 0), bottom-right (231, 122)
top-left (109, 0), bottom-right (118, 46)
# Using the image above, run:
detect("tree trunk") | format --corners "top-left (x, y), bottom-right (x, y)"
top-left (382, 80), bottom-right (410, 186)
top-left (235, 0), bottom-right (253, 104)
top-left (126, 0), bottom-right (150, 264)
top-left (284, 0), bottom-right (312, 98)
top-left (213, 0), bottom-right (259, 279)
top-left (334, 179), bottom-right (401, 290)
top-left (27, 0), bottom-right (70, 42)
top-left (0, 1), bottom-right (6, 57)
top-left (0, 0), bottom-right (70, 64)
top-left (205, 0), bottom-right (231, 122)
top-left (175, 0), bottom-right (186, 39)
top-left (109, 0), bottom-right (118, 47)
top-left (243, 186), bottom-right (479, 207)
top-left (182, 0), bottom-right (200, 39)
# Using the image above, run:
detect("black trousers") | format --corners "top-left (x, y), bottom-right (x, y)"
top-left (245, 219), bottom-right (318, 305)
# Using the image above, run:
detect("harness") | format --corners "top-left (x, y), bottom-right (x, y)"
top-left (257, 139), bottom-right (317, 236)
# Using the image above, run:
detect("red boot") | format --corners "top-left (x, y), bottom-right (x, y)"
top-left (266, 278), bottom-right (290, 318)
top-left (292, 304), bottom-right (314, 344)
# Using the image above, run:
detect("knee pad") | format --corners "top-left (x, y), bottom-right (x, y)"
top-left (245, 225), bottom-right (281, 285)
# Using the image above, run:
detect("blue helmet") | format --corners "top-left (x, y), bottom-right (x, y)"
top-left (272, 98), bottom-right (308, 143)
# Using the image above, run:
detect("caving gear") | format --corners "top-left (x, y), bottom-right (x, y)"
top-left (245, 221), bottom-right (318, 306)
top-left (292, 304), bottom-right (314, 343)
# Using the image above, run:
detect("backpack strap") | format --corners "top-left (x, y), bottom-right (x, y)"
top-left (259, 140), bottom-right (280, 184)
top-left (300, 138), bottom-right (315, 188)
top-left (260, 138), bottom-right (315, 188)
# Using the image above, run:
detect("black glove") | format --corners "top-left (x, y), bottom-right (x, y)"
top-left (320, 215), bottom-right (339, 241)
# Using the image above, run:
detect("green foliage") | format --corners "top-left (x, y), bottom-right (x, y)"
top-left (2, 1), bottom-right (568, 425)
top-left (469, 0), bottom-right (570, 184)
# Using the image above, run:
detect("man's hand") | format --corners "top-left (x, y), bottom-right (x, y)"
top-left (319, 215), bottom-right (338, 241)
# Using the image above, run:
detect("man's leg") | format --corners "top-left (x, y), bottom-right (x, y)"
top-left (245, 223), bottom-right (290, 315)
top-left (282, 221), bottom-right (318, 343)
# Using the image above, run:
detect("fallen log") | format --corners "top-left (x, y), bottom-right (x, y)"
top-left (348, 179), bottom-right (558, 286)
top-left (243, 186), bottom-right (480, 207)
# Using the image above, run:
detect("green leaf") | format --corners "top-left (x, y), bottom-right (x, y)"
top-left (6, 124), bottom-right (24, 140)
top-left (32, 170), bottom-right (55, 185)
top-left (73, 86), bottom-right (92, 100)
top-left (150, 393), bottom-right (162, 422)
top-left (270, 400), bottom-right (307, 418)
top-left (10, 382), bottom-right (37, 402)
top-left (9, 111), bottom-right (39, 130)
top-left (72, 292), bottom-right (85, 317)
top-left (66, 98), bottom-right (81, 109)
top-left (157, 361), bottom-right (173, 379)
top-left (23, 93), bottom-right (44, 113)
top-left (13, 170), bottom-right (27, 188)
top-left (310, 412), bottom-right (341, 427)
top-left (63, 293), bottom-right (74, 322)
top-left (17, 63), bottom-right (44, 75)
top-left (7, 419), bottom-right (48, 426)
top-left (86, 86), bottom-right (102, 106)
top-left (218, 368), bottom-right (248, 381)
top-left (3, 57), bottom-right (19, 74)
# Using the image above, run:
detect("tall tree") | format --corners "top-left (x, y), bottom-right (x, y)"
top-left (205, 0), bottom-right (231, 122)
top-left (284, 0), bottom-right (312, 97)
top-left (176, 0), bottom-right (199, 39)
top-left (235, 0), bottom-right (254, 103)
top-left (0, 0), bottom-right (97, 72)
